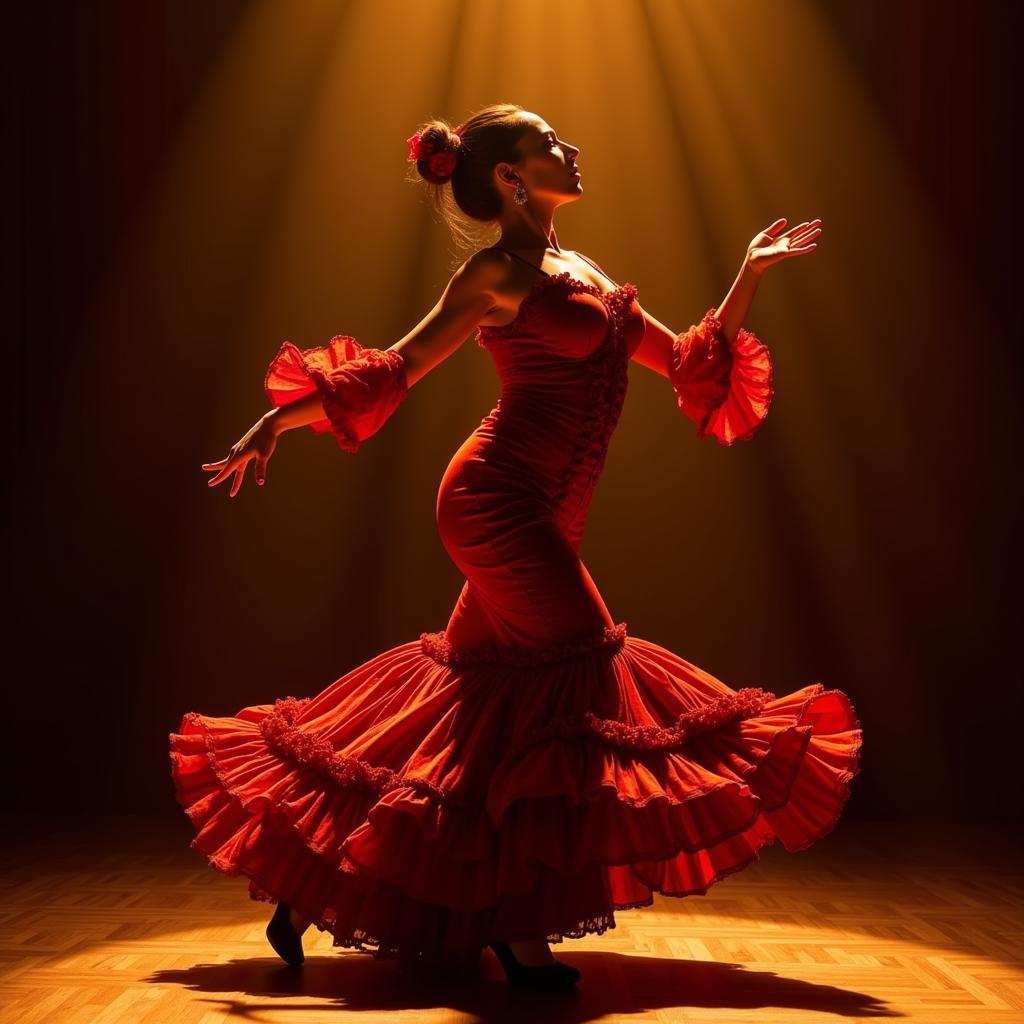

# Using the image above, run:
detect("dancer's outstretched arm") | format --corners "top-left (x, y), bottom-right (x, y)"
top-left (628, 217), bottom-right (821, 445)
top-left (630, 217), bottom-right (820, 376)
top-left (202, 250), bottom-right (503, 496)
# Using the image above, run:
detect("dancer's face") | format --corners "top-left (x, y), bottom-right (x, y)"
top-left (501, 114), bottom-right (582, 204)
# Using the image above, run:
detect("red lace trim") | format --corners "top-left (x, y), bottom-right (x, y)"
top-left (503, 686), bottom-right (777, 760)
top-left (258, 695), bottom-right (468, 807)
top-left (701, 308), bottom-right (727, 353)
top-left (257, 679), bottom-right (776, 814)
top-left (419, 620), bottom-right (629, 667)
top-left (552, 284), bottom-right (637, 511)
top-left (476, 272), bottom-right (637, 342)
top-left (245, 850), bottom-right (774, 962)
top-left (247, 868), bottom-right (628, 961)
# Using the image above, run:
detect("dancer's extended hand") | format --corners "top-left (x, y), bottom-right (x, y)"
top-left (745, 217), bottom-right (822, 274)
top-left (202, 415), bottom-right (278, 497)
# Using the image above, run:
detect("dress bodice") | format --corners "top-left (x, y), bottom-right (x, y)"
top-left (438, 250), bottom-right (647, 547)
top-left (472, 250), bottom-right (646, 459)
top-left (475, 248), bottom-right (646, 363)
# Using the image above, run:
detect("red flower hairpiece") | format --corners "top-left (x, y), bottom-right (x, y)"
top-left (406, 127), bottom-right (462, 179)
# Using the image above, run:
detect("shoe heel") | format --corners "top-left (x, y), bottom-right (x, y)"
top-left (266, 900), bottom-right (305, 967)
top-left (487, 941), bottom-right (581, 990)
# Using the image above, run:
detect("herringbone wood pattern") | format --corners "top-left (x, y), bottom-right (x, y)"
top-left (2, 815), bottom-right (1021, 1022)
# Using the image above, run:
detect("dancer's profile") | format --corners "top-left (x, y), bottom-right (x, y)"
top-left (171, 103), bottom-right (858, 989)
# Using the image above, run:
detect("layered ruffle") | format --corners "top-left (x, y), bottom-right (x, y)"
top-left (169, 624), bottom-right (862, 967)
top-left (263, 334), bottom-right (408, 452)
top-left (670, 308), bottom-right (775, 446)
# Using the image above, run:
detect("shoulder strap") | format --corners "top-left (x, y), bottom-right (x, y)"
top-left (573, 251), bottom-right (619, 288)
top-left (491, 246), bottom-right (550, 278)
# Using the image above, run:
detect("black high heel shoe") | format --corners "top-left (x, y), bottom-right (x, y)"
top-left (488, 941), bottom-right (581, 990)
top-left (266, 900), bottom-right (305, 966)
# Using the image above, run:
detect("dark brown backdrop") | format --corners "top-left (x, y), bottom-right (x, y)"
top-left (4, 1), bottom-right (1020, 818)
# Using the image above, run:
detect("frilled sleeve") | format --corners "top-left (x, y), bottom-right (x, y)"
top-left (263, 334), bottom-right (408, 453)
top-left (669, 308), bottom-right (774, 446)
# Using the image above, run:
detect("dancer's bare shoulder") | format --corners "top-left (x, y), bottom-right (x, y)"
top-left (389, 249), bottom-right (507, 387)
top-left (465, 246), bottom-right (543, 327)
top-left (453, 247), bottom-right (515, 311)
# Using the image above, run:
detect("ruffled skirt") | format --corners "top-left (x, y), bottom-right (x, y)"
top-left (168, 621), bottom-right (862, 967)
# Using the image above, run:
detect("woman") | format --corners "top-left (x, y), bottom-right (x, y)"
top-left (172, 103), bottom-right (858, 991)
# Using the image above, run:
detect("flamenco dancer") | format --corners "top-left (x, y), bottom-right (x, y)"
top-left (172, 103), bottom-right (861, 991)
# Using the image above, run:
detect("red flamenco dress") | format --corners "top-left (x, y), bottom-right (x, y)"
top-left (169, 250), bottom-right (863, 968)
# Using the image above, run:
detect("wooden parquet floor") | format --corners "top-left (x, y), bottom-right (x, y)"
top-left (1, 815), bottom-right (1021, 1023)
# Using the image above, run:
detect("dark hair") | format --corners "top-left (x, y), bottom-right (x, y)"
top-left (405, 102), bottom-right (533, 262)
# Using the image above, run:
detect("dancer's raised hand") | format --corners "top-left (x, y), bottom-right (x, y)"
top-left (202, 414), bottom-right (278, 497)
top-left (745, 217), bottom-right (822, 274)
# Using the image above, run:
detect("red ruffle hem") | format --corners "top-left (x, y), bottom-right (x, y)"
top-left (169, 622), bottom-right (862, 968)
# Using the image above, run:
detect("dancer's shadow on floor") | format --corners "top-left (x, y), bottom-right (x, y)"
top-left (148, 948), bottom-right (896, 1021)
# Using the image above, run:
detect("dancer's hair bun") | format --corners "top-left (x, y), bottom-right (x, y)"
top-left (406, 121), bottom-right (463, 184)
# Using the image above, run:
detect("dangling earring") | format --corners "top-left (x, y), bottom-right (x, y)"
top-left (513, 180), bottom-right (528, 205)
